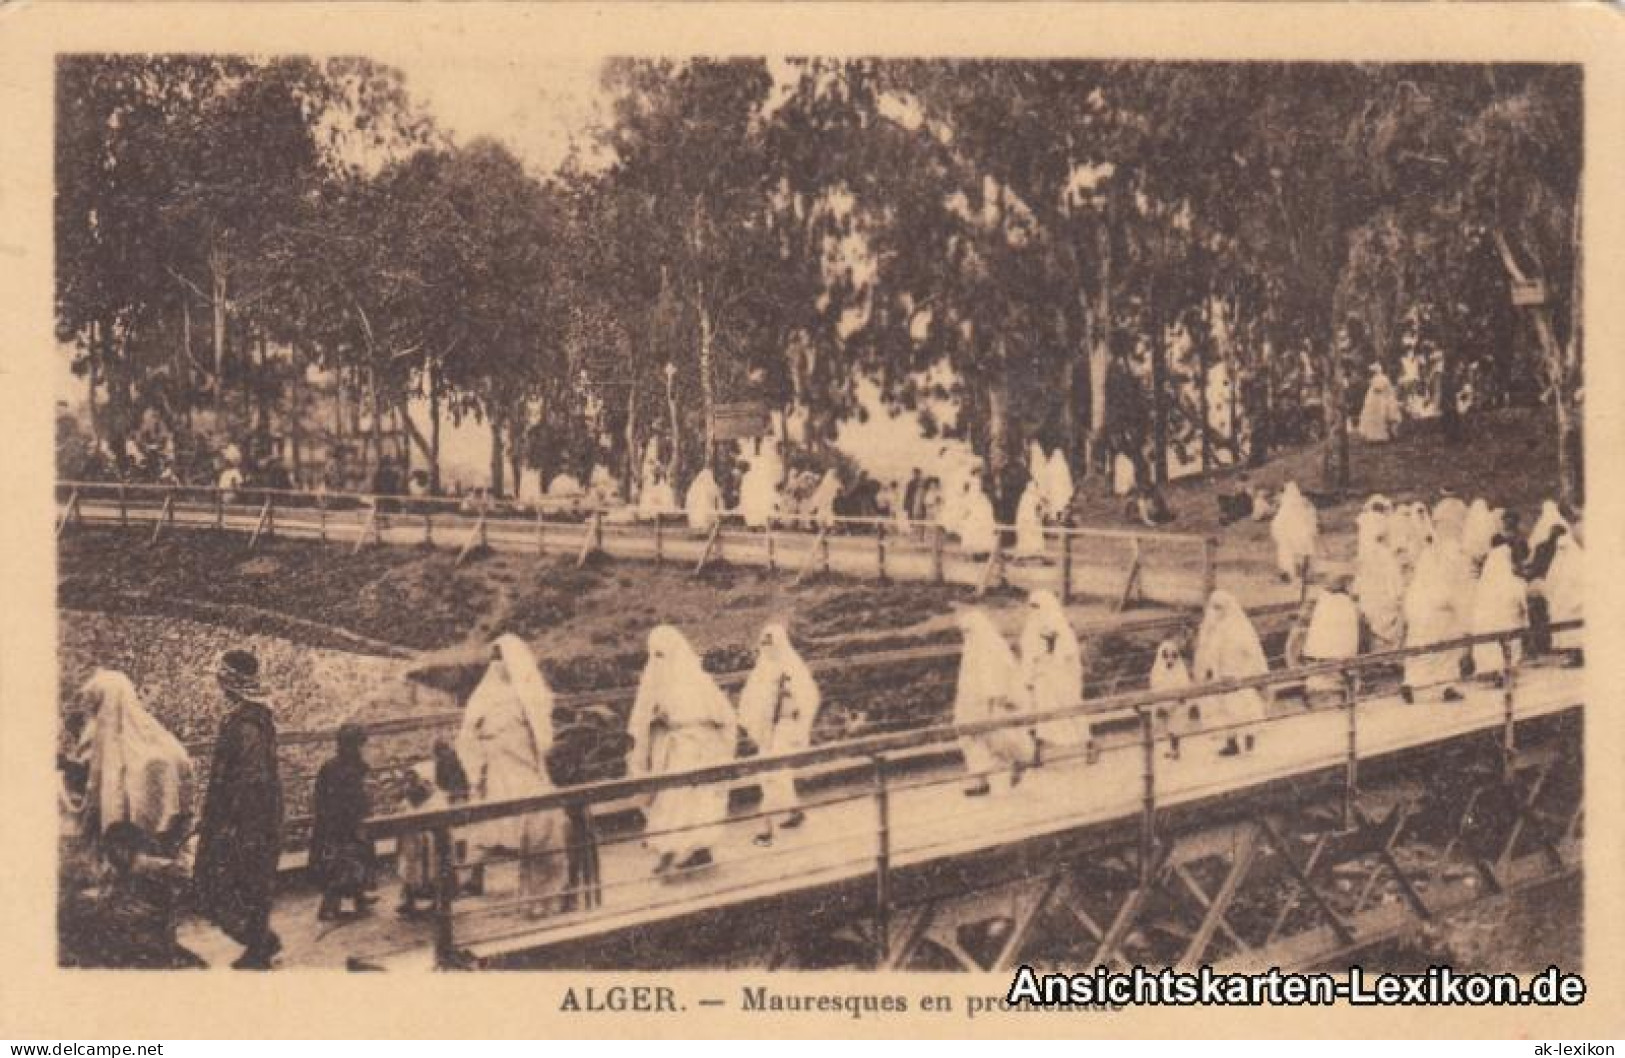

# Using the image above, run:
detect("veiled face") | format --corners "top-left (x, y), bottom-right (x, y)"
top-left (1157, 642), bottom-right (1180, 668)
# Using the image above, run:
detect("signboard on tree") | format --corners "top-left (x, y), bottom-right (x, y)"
top-left (714, 401), bottom-right (771, 440)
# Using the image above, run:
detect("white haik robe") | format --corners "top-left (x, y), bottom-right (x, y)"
top-left (1354, 498), bottom-right (1406, 648)
top-left (1461, 499), bottom-right (1500, 565)
top-left (1470, 545), bottom-right (1528, 676)
top-left (1545, 534), bottom-right (1584, 652)
top-left (738, 458), bottom-right (780, 530)
top-left (75, 670), bottom-right (194, 842)
top-left (1044, 449), bottom-right (1074, 521)
top-left (958, 481), bottom-right (999, 556)
top-left (1192, 590), bottom-right (1271, 735)
top-left (684, 468), bottom-right (722, 533)
top-left (1149, 639), bottom-right (1199, 743)
top-left (1358, 369), bottom-right (1401, 442)
top-left (1018, 590), bottom-right (1089, 749)
top-left (1403, 539), bottom-right (1474, 696)
top-left (1013, 481), bottom-right (1048, 559)
top-left (456, 635), bottom-right (564, 897)
top-left (627, 625), bottom-right (736, 863)
top-left (954, 609), bottom-right (1031, 786)
top-left (737, 623), bottom-right (820, 818)
top-left (1271, 482), bottom-right (1318, 582)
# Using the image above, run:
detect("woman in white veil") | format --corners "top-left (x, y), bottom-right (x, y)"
top-left (954, 608), bottom-right (1032, 796)
top-left (1019, 590), bottom-right (1089, 754)
top-left (1401, 532), bottom-right (1473, 703)
top-left (737, 623), bottom-right (820, 845)
top-left (684, 467), bottom-right (722, 533)
top-left (72, 670), bottom-right (194, 846)
top-left (1192, 590), bottom-right (1271, 756)
top-left (1044, 449), bottom-right (1074, 523)
top-left (738, 457), bottom-right (780, 530)
top-left (1469, 544), bottom-right (1528, 682)
top-left (626, 625), bottom-right (737, 873)
top-left (456, 635), bottom-right (564, 913)
top-left (1013, 480), bottom-right (1048, 560)
top-left (1270, 482), bottom-right (1318, 585)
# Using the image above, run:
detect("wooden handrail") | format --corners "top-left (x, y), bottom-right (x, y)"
top-left (56, 479), bottom-right (1211, 548)
top-left (362, 620), bottom-right (1581, 842)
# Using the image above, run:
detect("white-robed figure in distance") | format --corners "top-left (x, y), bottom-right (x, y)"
top-left (627, 625), bottom-right (736, 873)
top-left (737, 623), bottom-right (819, 845)
top-left (1544, 530), bottom-right (1584, 661)
top-left (71, 670), bottom-right (194, 844)
top-left (684, 467), bottom-right (722, 533)
top-left (1461, 498), bottom-right (1500, 566)
top-left (1401, 530), bottom-right (1475, 703)
top-left (456, 635), bottom-right (565, 910)
top-left (1044, 449), bottom-right (1074, 524)
top-left (954, 608), bottom-right (1032, 796)
top-left (737, 456), bottom-right (780, 530)
top-left (1270, 481), bottom-right (1318, 585)
top-left (1294, 581), bottom-right (1361, 705)
top-left (1019, 590), bottom-right (1089, 754)
top-left (1013, 479), bottom-right (1048, 560)
top-left (1148, 639), bottom-right (1198, 760)
top-left (638, 469), bottom-right (677, 520)
top-left (1470, 544), bottom-right (1528, 681)
top-left (1432, 495), bottom-right (1468, 547)
top-left (1192, 590), bottom-right (1271, 756)
top-left (1357, 364), bottom-right (1402, 442)
top-left (957, 473), bottom-right (999, 557)
top-left (548, 470), bottom-right (585, 501)
top-left (1354, 495), bottom-right (1406, 649)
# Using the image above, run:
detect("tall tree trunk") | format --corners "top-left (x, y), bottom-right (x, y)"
top-left (1322, 306), bottom-right (1351, 491)
top-left (210, 242), bottom-right (228, 420)
top-left (1086, 218), bottom-right (1113, 476)
top-left (1148, 285), bottom-right (1169, 489)
top-left (86, 324), bottom-right (103, 454)
top-left (697, 291), bottom-right (717, 470)
top-left (489, 416), bottom-right (506, 498)
top-left (429, 362), bottom-right (442, 495)
top-left (1197, 307), bottom-right (1213, 475)
top-left (987, 340), bottom-right (1014, 517)
top-left (289, 344), bottom-right (305, 486)
top-left (624, 380), bottom-right (639, 499)
top-left (369, 363), bottom-right (384, 477)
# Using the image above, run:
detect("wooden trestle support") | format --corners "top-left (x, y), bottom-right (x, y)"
top-left (765, 711), bottom-right (1581, 973)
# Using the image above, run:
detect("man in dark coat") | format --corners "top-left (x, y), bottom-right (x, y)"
top-left (193, 649), bottom-right (284, 969)
top-left (309, 723), bottom-right (376, 921)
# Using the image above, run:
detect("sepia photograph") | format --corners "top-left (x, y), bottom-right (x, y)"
top-left (45, 47), bottom-right (1587, 976)
top-left (3, 0), bottom-right (1622, 1044)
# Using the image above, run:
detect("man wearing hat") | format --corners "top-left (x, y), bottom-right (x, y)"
top-left (193, 649), bottom-right (284, 969)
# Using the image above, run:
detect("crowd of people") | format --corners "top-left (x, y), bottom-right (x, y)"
top-left (56, 479), bottom-right (1582, 968)
top-left (1274, 485), bottom-right (1584, 705)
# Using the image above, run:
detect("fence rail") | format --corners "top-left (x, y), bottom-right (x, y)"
top-left (56, 480), bottom-right (1218, 607)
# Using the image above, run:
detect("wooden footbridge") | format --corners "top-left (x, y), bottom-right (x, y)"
top-left (183, 622), bottom-right (1580, 973)
top-left (56, 481), bottom-right (1218, 608)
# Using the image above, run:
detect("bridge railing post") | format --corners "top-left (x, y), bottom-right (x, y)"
top-left (1137, 705), bottom-right (1157, 886)
top-left (432, 824), bottom-right (458, 969)
top-left (1341, 665), bottom-right (1360, 831)
top-left (1060, 531), bottom-right (1074, 604)
top-left (931, 525), bottom-right (946, 584)
top-left (871, 753), bottom-right (892, 966)
top-left (876, 521), bottom-right (887, 582)
top-left (1500, 634), bottom-right (1518, 779)
top-left (118, 484), bottom-right (128, 529)
top-left (1202, 536), bottom-right (1219, 600)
